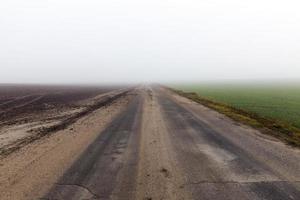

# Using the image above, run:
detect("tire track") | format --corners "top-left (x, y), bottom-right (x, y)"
top-left (44, 92), bottom-right (143, 200)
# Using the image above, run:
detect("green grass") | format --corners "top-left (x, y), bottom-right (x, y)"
top-left (170, 83), bottom-right (300, 147)
top-left (175, 83), bottom-right (300, 128)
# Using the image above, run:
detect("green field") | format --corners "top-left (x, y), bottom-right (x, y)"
top-left (175, 83), bottom-right (300, 129)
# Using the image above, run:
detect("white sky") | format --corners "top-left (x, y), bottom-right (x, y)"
top-left (1, 0), bottom-right (300, 84)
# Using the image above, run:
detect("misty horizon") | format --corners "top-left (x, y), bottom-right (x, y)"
top-left (1, 0), bottom-right (300, 84)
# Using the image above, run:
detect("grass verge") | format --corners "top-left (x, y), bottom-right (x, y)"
top-left (169, 88), bottom-right (300, 147)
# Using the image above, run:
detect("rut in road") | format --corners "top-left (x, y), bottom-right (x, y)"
top-left (44, 93), bottom-right (143, 200)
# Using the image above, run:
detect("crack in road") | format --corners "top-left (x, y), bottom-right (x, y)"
top-left (42, 183), bottom-right (105, 200)
top-left (180, 180), bottom-right (300, 187)
top-left (56, 183), bottom-right (99, 198)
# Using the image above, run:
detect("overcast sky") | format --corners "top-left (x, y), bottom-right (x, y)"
top-left (1, 0), bottom-right (300, 84)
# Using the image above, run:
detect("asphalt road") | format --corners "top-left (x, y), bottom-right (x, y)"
top-left (44, 86), bottom-right (300, 200)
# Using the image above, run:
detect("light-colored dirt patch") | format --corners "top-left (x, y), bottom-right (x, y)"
top-left (0, 94), bottom-right (132, 200)
top-left (135, 88), bottom-right (191, 200)
top-left (0, 121), bottom-right (59, 147)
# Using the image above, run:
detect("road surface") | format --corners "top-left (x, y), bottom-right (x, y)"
top-left (41, 86), bottom-right (300, 200)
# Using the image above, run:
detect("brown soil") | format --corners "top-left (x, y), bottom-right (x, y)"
top-left (0, 84), bottom-right (127, 157)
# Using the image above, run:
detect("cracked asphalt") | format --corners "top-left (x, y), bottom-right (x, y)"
top-left (41, 86), bottom-right (300, 199)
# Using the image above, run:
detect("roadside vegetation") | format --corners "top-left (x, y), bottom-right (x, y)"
top-left (170, 83), bottom-right (300, 147)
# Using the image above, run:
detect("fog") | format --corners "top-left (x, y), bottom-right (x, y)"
top-left (1, 0), bottom-right (300, 84)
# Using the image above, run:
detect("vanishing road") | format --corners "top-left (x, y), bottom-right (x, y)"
top-left (42, 86), bottom-right (300, 200)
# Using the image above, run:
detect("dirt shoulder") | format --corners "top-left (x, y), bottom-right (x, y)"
top-left (0, 92), bottom-right (134, 200)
